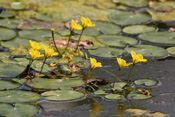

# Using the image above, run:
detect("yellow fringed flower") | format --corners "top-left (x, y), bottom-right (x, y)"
top-left (117, 58), bottom-right (131, 70)
top-left (35, 73), bottom-right (39, 78)
top-left (90, 57), bottom-right (102, 70)
top-left (131, 51), bottom-right (147, 65)
top-left (49, 63), bottom-right (56, 67)
top-left (81, 16), bottom-right (95, 29)
top-left (50, 28), bottom-right (54, 32)
top-left (44, 46), bottom-right (58, 58)
top-left (71, 19), bottom-right (82, 32)
top-left (29, 49), bottom-right (44, 60)
top-left (67, 56), bottom-right (72, 62)
top-left (29, 40), bottom-right (42, 50)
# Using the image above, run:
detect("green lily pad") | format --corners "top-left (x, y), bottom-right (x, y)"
top-left (34, 62), bottom-right (56, 73)
top-left (109, 11), bottom-right (151, 25)
top-left (105, 94), bottom-right (123, 100)
top-left (113, 82), bottom-right (127, 90)
top-left (0, 19), bottom-right (22, 29)
top-left (84, 46), bottom-right (99, 50)
top-left (0, 52), bottom-right (11, 61)
top-left (19, 29), bottom-right (61, 41)
top-left (96, 35), bottom-right (138, 47)
top-left (35, 13), bottom-right (65, 22)
top-left (0, 80), bottom-right (21, 90)
top-left (113, 0), bottom-right (148, 7)
top-left (123, 25), bottom-right (155, 34)
top-left (1, 37), bottom-right (30, 48)
top-left (94, 90), bottom-right (107, 95)
top-left (128, 93), bottom-right (151, 99)
top-left (134, 79), bottom-right (158, 86)
top-left (88, 47), bottom-right (126, 58)
top-left (0, 28), bottom-right (16, 41)
top-left (0, 103), bottom-right (39, 117)
top-left (11, 79), bottom-right (27, 84)
top-left (0, 63), bottom-right (26, 77)
top-left (0, 90), bottom-right (42, 103)
top-left (0, 13), bottom-right (15, 18)
top-left (167, 47), bottom-right (175, 55)
top-left (27, 78), bottom-right (84, 90)
top-left (41, 90), bottom-right (84, 101)
top-left (125, 44), bottom-right (168, 57)
top-left (139, 32), bottom-right (175, 45)
top-left (11, 2), bottom-right (26, 10)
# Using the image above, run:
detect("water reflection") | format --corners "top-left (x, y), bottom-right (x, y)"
top-left (90, 103), bottom-right (101, 117)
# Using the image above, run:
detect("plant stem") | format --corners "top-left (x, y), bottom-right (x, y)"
top-left (65, 31), bottom-right (73, 52)
top-left (112, 69), bottom-right (121, 89)
top-left (27, 59), bottom-right (33, 75)
top-left (85, 69), bottom-right (92, 87)
top-left (40, 57), bottom-right (47, 74)
top-left (126, 64), bottom-right (135, 86)
top-left (51, 30), bottom-right (62, 57)
top-left (76, 29), bottom-right (84, 56)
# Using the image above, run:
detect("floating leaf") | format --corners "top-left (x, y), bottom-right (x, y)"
top-left (88, 47), bottom-right (126, 58)
top-left (41, 90), bottom-right (84, 101)
top-left (139, 32), bottom-right (175, 45)
top-left (128, 93), bottom-right (151, 99)
top-left (113, 0), bottom-right (148, 7)
top-left (34, 62), bottom-right (56, 73)
top-left (11, 2), bottom-right (26, 10)
top-left (19, 29), bottom-right (61, 41)
top-left (11, 79), bottom-right (27, 84)
top-left (0, 80), bottom-right (21, 90)
top-left (0, 28), bottom-right (16, 41)
top-left (0, 52), bottom-right (11, 61)
top-left (109, 11), bottom-right (151, 25)
top-left (96, 35), bottom-right (138, 47)
top-left (113, 82), bottom-right (127, 90)
top-left (94, 90), bottom-right (107, 95)
top-left (0, 19), bottom-right (22, 29)
top-left (123, 25), bottom-right (155, 34)
top-left (134, 79), bottom-right (158, 86)
top-left (0, 63), bottom-right (26, 77)
top-left (0, 103), bottom-right (39, 117)
top-left (105, 94), bottom-right (123, 100)
top-left (27, 78), bottom-right (84, 90)
top-left (167, 47), bottom-right (175, 55)
top-left (0, 13), bottom-right (15, 18)
top-left (125, 44), bottom-right (168, 57)
top-left (0, 90), bottom-right (42, 103)
top-left (35, 13), bottom-right (65, 22)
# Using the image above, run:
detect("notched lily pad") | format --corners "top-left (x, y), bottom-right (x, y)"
top-left (0, 103), bottom-right (39, 117)
top-left (123, 25), bottom-right (155, 34)
top-left (0, 80), bottom-right (21, 90)
top-left (128, 93), bottom-right (151, 99)
top-left (94, 90), bottom-right (107, 95)
top-left (139, 32), bottom-right (175, 45)
top-left (96, 35), bottom-right (138, 47)
top-left (41, 90), bottom-right (84, 101)
top-left (167, 47), bottom-right (175, 55)
top-left (11, 79), bottom-right (27, 84)
top-left (113, 82), bottom-right (126, 90)
top-left (0, 28), bottom-right (16, 41)
top-left (88, 47), bottom-right (126, 58)
top-left (134, 79), bottom-right (158, 86)
top-left (0, 90), bottom-right (42, 103)
top-left (0, 19), bottom-right (22, 29)
top-left (113, 0), bottom-right (148, 7)
top-left (105, 94), bottom-right (123, 100)
top-left (125, 44), bottom-right (168, 57)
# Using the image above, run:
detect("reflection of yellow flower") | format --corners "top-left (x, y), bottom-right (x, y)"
top-left (49, 63), bottom-right (56, 67)
top-left (29, 49), bottom-right (44, 60)
top-left (29, 40), bottom-right (42, 50)
top-left (90, 57), bottom-right (102, 70)
top-left (81, 16), bottom-right (95, 29)
top-left (44, 46), bottom-right (58, 58)
top-left (117, 58), bottom-right (131, 70)
top-left (143, 90), bottom-right (150, 96)
top-left (71, 19), bottom-right (82, 32)
top-left (131, 51), bottom-right (147, 65)
top-left (67, 56), bottom-right (72, 62)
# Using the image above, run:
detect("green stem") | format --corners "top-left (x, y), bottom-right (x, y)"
top-left (85, 69), bottom-right (92, 87)
top-left (40, 57), bottom-right (47, 74)
top-left (65, 31), bottom-right (73, 52)
top-left (112, 69), bottom-right (121, 89)
top-left (27, 59), bottom-right (33, 75)
top-left (51, 31), bottom-right (62, 57)
top-left (126, 64), bottom-right (135, 86)
top-left (76, 28), bottom-right (84, 50)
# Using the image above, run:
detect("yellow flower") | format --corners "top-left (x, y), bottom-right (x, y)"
top-left (50, 28), bottom-right (54, 32)
top-left (29, 49), bottom-right (44, 60)
top-left (71, 19), bottom-right (82, 32)
top-left (44, 46), bottom-right (58, 58)
top-left (49, 63), bottom-right (56, 67)
top-left (29, 40), bottom-right (42, 50)
top-left (117, 58), bottom-right (131, 70)
top-left (67, 56), bottom-right (72, 62)
top-left (131, 50), bottom-right (147, 65)
top-left (35, 73), bottom-right (39, 78)
top-left (143, 90), bottom-right (150, 96)
top-left (90, 57), bottom-right (102, 70)
top-left (81, 16), bottom-right (95, 29)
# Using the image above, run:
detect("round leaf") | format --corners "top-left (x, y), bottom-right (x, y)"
top-left (105, 94), bottom-right (123, 100)
top-left (167, 47), bottom-right (175, 55)
top-left (128, 93), bottom-right (151, 99)
top-left (96, 35), bottom-right (138, 47)
top-left (0, 90), bottom-right (42, 103)
top-left (88, 47), bottom-right (126, 58)
top-left (94, 90), bottom-right (107, 95)
top-left (125, 44), bottom-right (168, 57)
top-left (134, 79), bottom-right (158, 86)
top-left (0, 28), bottom-right (16, 41)
top-left (113, 0), bottom-right (148, 7)
top-left (0, 80), bottom-right (21, 90)
top-left (11, 2), bottom-right (26, 10)
top-left (113, 82), bottom-right (127, 90)
top-left (123, 25), bottom-right (155, 34)
top-left (41, 90), bottom-right (84, 101)
top-left (0, 13), bottom-right (15, 18)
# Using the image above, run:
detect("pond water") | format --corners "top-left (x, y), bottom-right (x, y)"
top-left (0, 0), bottom-right (175, 117)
